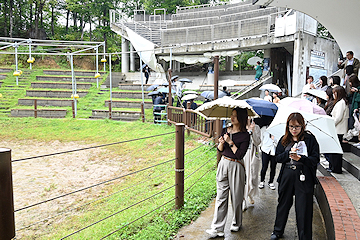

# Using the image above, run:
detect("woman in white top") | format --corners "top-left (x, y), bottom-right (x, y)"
top-left (329, 86), bottom-right (349, 173)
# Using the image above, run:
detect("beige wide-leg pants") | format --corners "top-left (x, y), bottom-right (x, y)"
top-left (211, 156), bottom-right (245, 231)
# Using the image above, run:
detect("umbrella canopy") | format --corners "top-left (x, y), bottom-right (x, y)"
top-left (178, 78), bottom-right (192, 83)
top-left (259, 84), bottom-right (282, 92)
top-left (171, 75), bottom-right (179, 81)
top-left (200, 90), bottom-right (227, 100)
top-left (195, 96), bottom-right (259, 120)
top-left (146, 84), bottom-right (159, 91)
top-left (182, 94), bottom-right (198, 101)
top-left (157, 87), bottom-right (169, 93)
top-left (148, 91), bottom-right (160, 96)
top-left (219, 79), bottom-right (238, 87)
top-left (305, 89), bottom-right (327, 101)
top-left (245, 98), bottom-right (278, 117)
top-left (161, 82), bottom-right (169, 86)
top-left (183, 90), bottom-right (198, 95)
top-left (266, 106), bottom-right (343, 154)
top-left (247, 56), bottom-right (263, 66)
top-left (280, 97), bottom-right (326, 115)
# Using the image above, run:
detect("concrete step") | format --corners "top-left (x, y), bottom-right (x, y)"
top-left (5, 85), bottom-right (28, 88)
top-left (0, 75), bottom-right (6, 80)
top-left (11, 109), bottom-right (67, 118)
top-left (36, 75), bottom-right (98, 83)
top-left (105, 100), bottom-right (153, 109)
top-left (18, 98), bottom-right (73, 107)
top-left (43, 70), bottom-right (106, 77)
top-left (26, 90), bottom-right (88, 98)
top-left (90, 109), bottom-right (141, 121)
top-left (0, 68), bottom-right (12, 73)
top-left (31, 82), bottom-right (92, 90)
top-left (118, 83), bottom-right (156, 91)
top-left (102, 72), bottom-right (126, 88)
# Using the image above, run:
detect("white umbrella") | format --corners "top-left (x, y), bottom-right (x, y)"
top-left (266, 105), bottom-right (342, 154)
top-left (182, 94), bottom-right (198, 101)
top-left (219, 79), bottom-right (238, 87)
top-left (247, 56), bottom-right (263, 66)
top-left (195, 96), bottom-right (259, 120)
top-left (183, 90), bottom-right (198, 95)
top-left (259, 84), bottom-right (282, 92)
top-left (305, 89), bottom-right (327, 101)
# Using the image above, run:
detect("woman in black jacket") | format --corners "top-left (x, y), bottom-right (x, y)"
top-left (270, 113), bottom-right (320, 240)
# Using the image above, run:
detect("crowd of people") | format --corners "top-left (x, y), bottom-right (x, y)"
top-left (206, 51), bottom-right (360, 240)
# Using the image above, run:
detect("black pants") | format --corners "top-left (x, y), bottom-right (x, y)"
top-left (273, 167), bottom-right (314, 240)
top-left (260, 152), bottom-right (276, 183)
top-left (329, 134), bottom-right (343, 173)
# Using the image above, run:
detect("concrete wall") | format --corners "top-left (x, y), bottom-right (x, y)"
top-left (36, 76), bottom-right (97, 83)
top-left (26, 90), bottom-right (88, 98)
top-left (292, 32), bottom-right (339, 96)
top-left (105, 100), bottom-right (153, 109)
top-left (112, 91), bottom-right (151, 99)
top-left (18, 99), bottom-right (73, 107)
top-left (91, 109), bottom-right (141, 121)
top-left (43, 70), bottom-right (106, 76)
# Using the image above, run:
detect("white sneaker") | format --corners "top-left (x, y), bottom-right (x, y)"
top-left (248, 196), bottom-right (255, 205)
top-left (259, 181), bottom-right (265, 189)
top-left (230, 225), bottom-right (240, 232)
top-left (242, 200), bottom-right (247, 211)
top-left (268, 183), bottom-right (276, 190)
top-left (206, 229), bottom-right (224, 238)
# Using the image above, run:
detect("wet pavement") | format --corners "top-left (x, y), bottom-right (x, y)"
top-left (175, 170), bottom-right (327, 240)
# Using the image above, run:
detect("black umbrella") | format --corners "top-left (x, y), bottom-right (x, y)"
top-left (146, 84), bottom-right (159, 91)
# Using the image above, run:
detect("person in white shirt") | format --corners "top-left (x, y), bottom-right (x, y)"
top-left (301, 76), bottom-right (315, 100)
top-left (264, 90), bottom-right (272, 102)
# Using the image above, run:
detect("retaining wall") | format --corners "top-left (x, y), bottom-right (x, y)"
top-left (105, 100), bottom-right (153, 109)
top-left (26, 90), bottom-right (88, 98)
top-left (90, 109), bottom-right (141, 121)
top-left (31, 82), bottom-right (92, 90)
top-left (18, 98), bottom-right (73, 107)
top-left (112, 91), bottom-right (151, 99)
top-left (11, 109), bottom-right (67, 118)
top-left (36, 76), bottom-right (98, 83)
top-left (43, 70), bottom-right (106, 76)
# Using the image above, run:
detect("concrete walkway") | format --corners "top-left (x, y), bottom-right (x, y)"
top-left (175, 169), bottom-right (327, 240)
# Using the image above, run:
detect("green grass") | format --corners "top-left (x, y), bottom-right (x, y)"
top-left (0, 117), bottom-right (217, 239)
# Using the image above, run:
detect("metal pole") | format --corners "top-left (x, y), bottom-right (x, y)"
top-left (186, 101), bottom-right (191, 136)
top-left (140, 52), bottom-right (145, 122)
top-left (175, 123), bottom-right (185, 209)
top-left (0, 148), bottom-right (15, 240)
top-left (72, 101), bottom-right (75, 118)
top-left (96, 46), bottom-right (99, 88)
top-left (34, 99), bottom-right (37, 118)
top-left (170, 48), bottom-right (172, 70)
top-left (29, 40), bottom-right (32, 70)
top-left (15, 44), bottom-right (18, 86)
top-left (103, 42), bottom-right (106, 72)
top-left (109, 53), bottom-right (112, 119)
top-left (70, 54), bottom-right (77, 116)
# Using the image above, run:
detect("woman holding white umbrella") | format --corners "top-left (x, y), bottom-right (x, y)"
top-left (270, 113), bottom-right (320, 240)
top-left (206, 107), bottom-right (250, 238)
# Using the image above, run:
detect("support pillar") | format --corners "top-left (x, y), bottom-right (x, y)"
top-left (121, 38), bottom-right (129, 73)
top-left (225, 56), bottom-right (234, 71)
top-left (292, 34), bottom-right (305, 97)
top-left (130, 43), bottom-right (135, 72)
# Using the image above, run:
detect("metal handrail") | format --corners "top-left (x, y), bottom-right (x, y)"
top-left (231, 73), bottom-right (271, 100)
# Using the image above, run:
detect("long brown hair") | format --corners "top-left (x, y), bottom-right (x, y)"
top-left (281, 112), bottom-right (306, 146)
top-left (233, 107), bottom-right (248, 132)
top-left (332, 86), bottom-right (348, 105)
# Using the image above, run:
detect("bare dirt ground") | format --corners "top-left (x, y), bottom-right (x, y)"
top-left (2, 139), bottom-right (129, 239)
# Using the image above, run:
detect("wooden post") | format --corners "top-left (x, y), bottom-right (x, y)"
top-left (175, 123), bottom-right (185, 209)
top-left (34, 99), bottom-right (37, 118)
top-left (71, 101), bottom-right (75, 118)
top-left (141, 102), bottom-right (145, 123)
top-left (108, 101), bottom-right (112, 120)
top-left (0, 148), bottom-right (15, 240)
top-left (214, 56), bottom-right (222, 164)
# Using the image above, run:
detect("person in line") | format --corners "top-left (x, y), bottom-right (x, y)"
top-left (329, 75), bottom-right (341, 88)
top-left (270, 113), bottom-right (320, 240)
top-left (338, 51), bottom-right (360, 78)
top-left (349, 75), bottom-right (360, 116)
top-left (264, 89), bottom-right (272, 102)
top-left (316, 76), bottom-right (328, 91)
top-left (272, 92), bottom-right (281, 104)
top-left (222, 86), bottom-right (231, 96)
top-left (206, 108), bottom-right (250, 238)
top-left (143, 65), bottom-right (150, 84)
top-left (259, 129), bottom-right (277, 190)
top-left (328, 86), bottom-right (348, 173)
top-left (255, 61), bottom-right (263, 81)
top-left (301, 76), bottom-right (315, 100)
top-left (153, 93), bottom-right (165, 124)
top-left (243, 118), bottom-right (261, 209)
